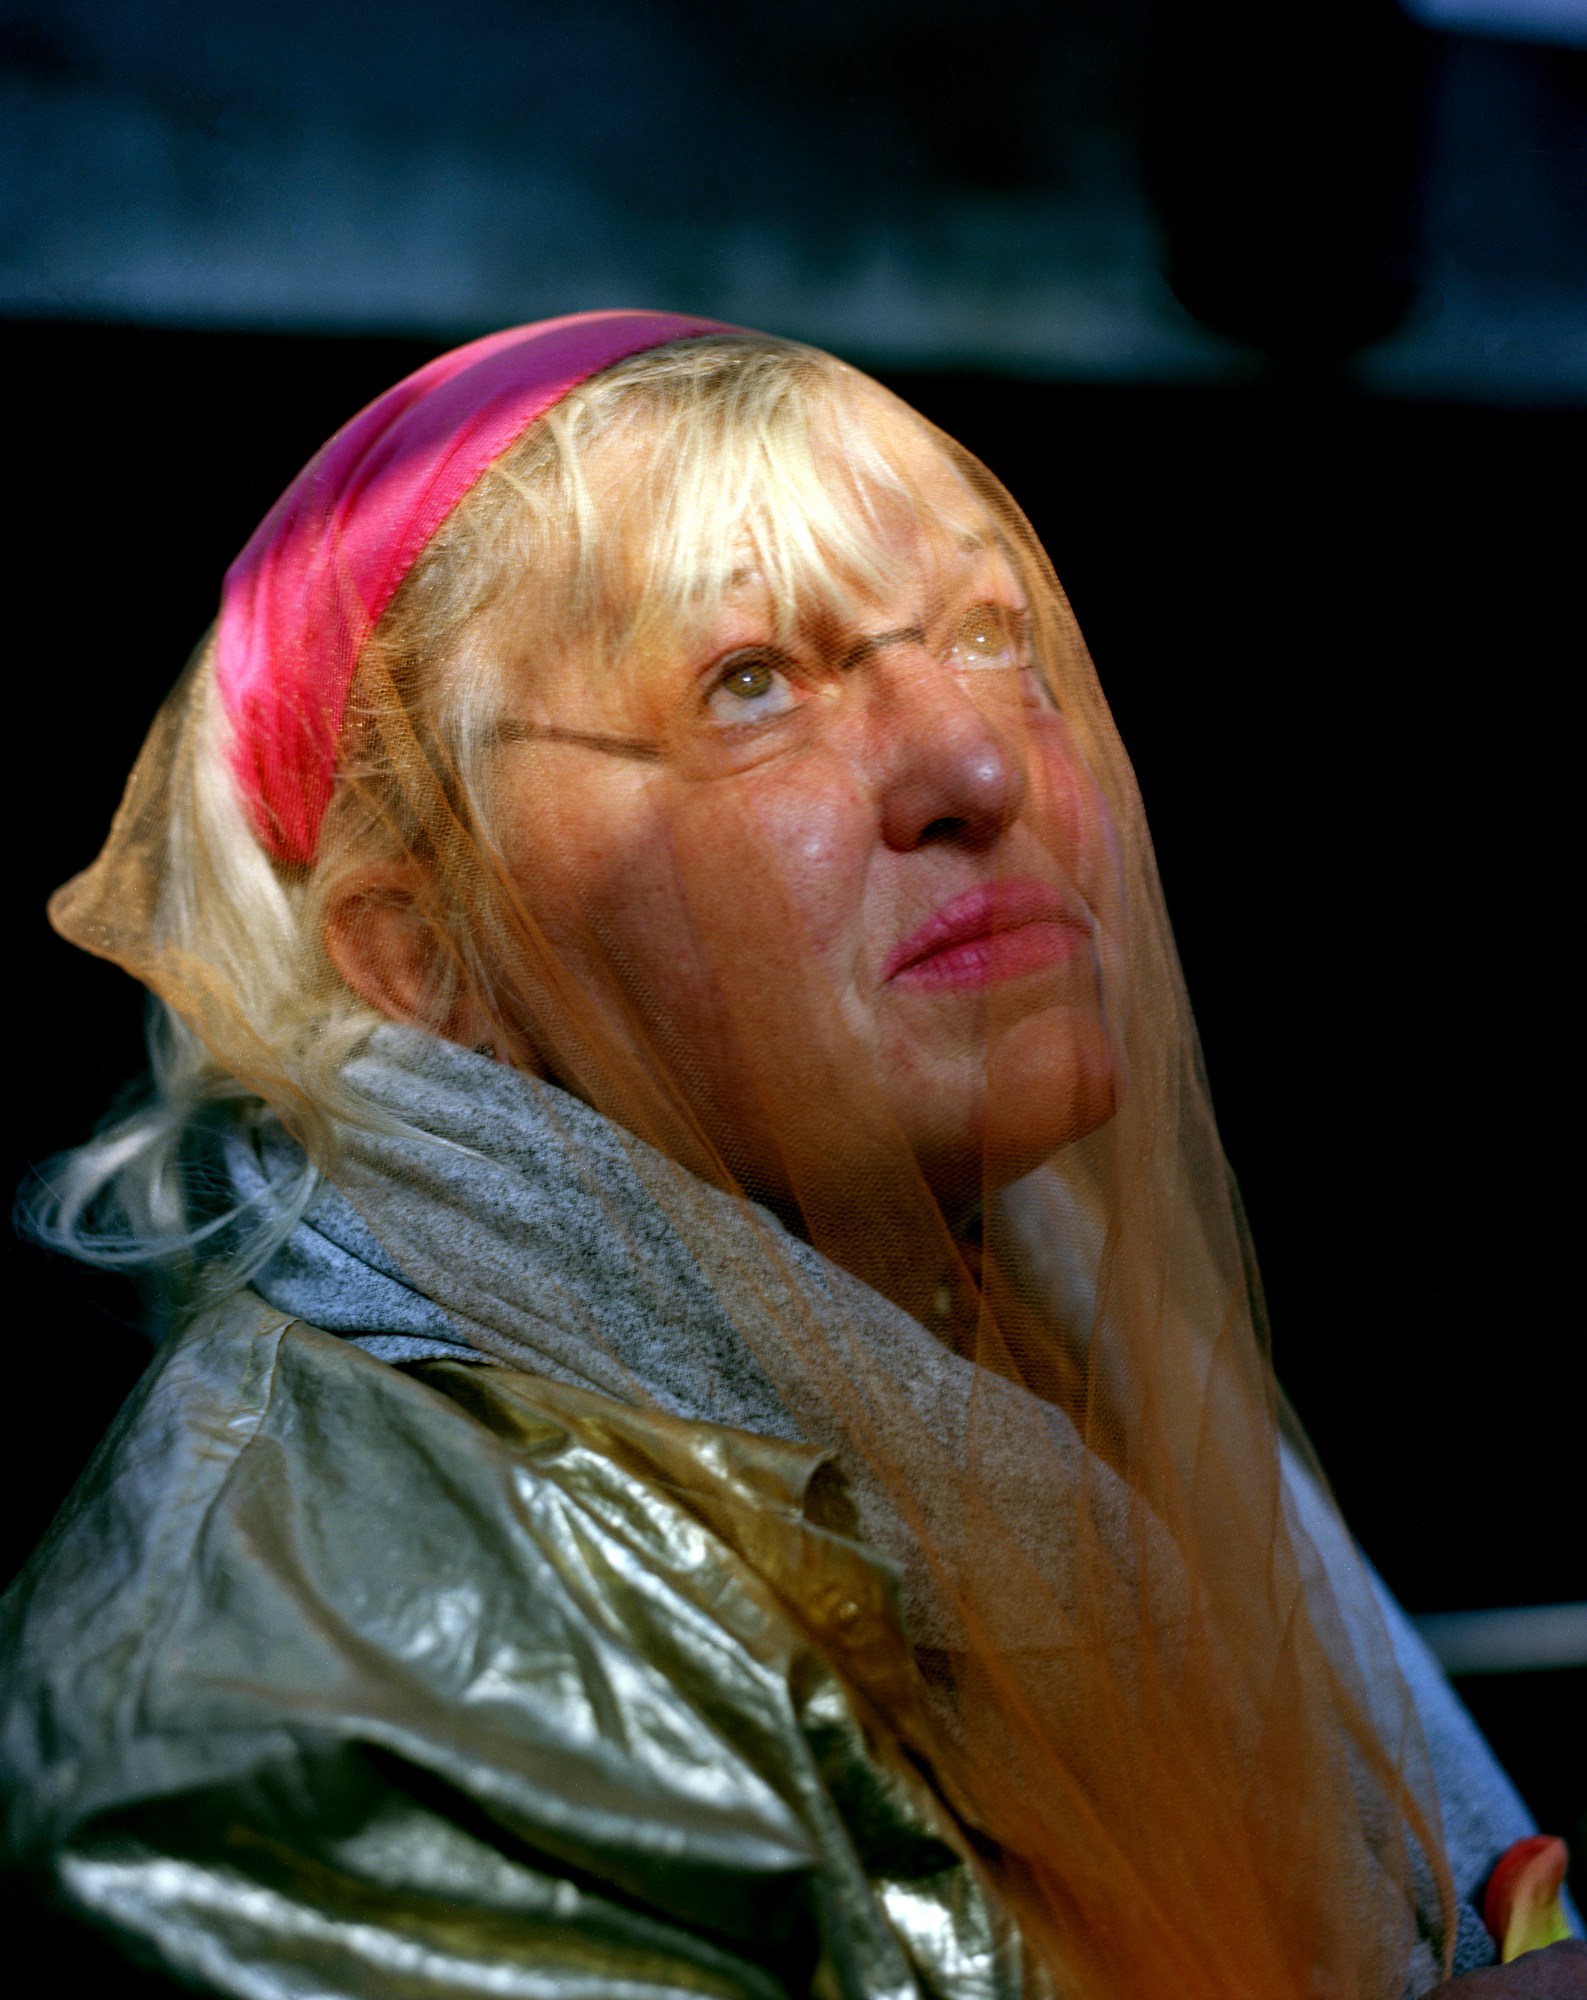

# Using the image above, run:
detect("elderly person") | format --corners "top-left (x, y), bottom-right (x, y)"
top-left (2, 314), bottom-right (1577, 1998)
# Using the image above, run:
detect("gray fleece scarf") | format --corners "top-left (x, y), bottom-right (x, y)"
top-left (226, 1026), bottom-right (1166, 1656)
top-left (225, 1024), bottom-right (1524, 1985)
top-left (228, 1026), bottom-right (801, 1422)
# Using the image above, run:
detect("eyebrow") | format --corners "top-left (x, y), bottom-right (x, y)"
top-left (837, 624), bottom-right (927, 673)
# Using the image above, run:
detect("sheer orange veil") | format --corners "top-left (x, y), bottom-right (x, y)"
top-left (48, 320), bottom-right (1456, 1998)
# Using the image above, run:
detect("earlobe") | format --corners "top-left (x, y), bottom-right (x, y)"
top-left (323, 865), bottom-right (498, 1049)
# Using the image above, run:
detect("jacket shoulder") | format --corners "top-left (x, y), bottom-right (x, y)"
top-left (1, 1292), bottom-right (1026, 1998)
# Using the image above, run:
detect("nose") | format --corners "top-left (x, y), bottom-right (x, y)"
top-left (867, 650), bottom-right (1028, 853)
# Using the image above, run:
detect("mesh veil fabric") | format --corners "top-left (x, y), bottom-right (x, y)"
top-left (49, 320), bottom-right (1456, 1997)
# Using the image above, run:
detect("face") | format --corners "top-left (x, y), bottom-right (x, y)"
top-left (479, 437), bottom-right (1118, 1225)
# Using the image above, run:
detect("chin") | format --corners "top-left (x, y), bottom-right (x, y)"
top-left (913, 1007), bottom-right (1118, 1211)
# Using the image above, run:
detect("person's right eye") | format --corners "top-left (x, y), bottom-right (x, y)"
top-left (701, 649), bottom-right (803, 728)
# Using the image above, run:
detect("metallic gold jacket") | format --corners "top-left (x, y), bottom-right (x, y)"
top-left (1, 1291), bottom-right (1035, 1998)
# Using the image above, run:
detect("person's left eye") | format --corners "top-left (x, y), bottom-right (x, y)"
top-left (944, 603), bottom-right (1028, 671)
top-left (702, 649), bottom-right (802, 727)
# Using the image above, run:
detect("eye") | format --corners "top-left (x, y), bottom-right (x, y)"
top-left (702, 649), bottom-right (801, 727)
top-left (944, 602), bottom-right (1027, 671)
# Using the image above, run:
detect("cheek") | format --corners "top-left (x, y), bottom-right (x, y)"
top-left (496, 777), bottom-right (694, 1006)
top-left (669, 759), bottom-right (875, 970)
top-left (1026, 718), bottom-right (1113, 902)
top-left (501, 759), bottom-right (876, 1051)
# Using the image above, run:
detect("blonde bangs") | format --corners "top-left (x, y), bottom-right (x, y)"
top-left (456, 335), bottom-right (1002, 682)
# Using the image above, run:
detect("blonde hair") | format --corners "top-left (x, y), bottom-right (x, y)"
top-left (28, 333), bottom-right (1008, 1291)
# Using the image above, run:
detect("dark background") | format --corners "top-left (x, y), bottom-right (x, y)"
top-left (4, 0), bottom-right (1584, 1927)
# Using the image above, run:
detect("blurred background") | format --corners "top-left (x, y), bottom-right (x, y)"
top-left (4, 0), bottom-right (1584, 1914)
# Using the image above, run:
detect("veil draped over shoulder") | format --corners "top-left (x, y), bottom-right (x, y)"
top-left (46, 314), bottom-right (1456, 1998)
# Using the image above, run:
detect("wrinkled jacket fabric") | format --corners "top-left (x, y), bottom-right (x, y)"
top-left (1, 1289), bottom-right (1036, 1999)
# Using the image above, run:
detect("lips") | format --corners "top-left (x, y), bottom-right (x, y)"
top-left (882, 879), bottom-right (1091, 990)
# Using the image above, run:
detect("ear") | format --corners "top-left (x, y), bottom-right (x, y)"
top-left (322, 863), bottom-right (499, 1051)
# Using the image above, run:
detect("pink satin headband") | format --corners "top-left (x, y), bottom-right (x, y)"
top-left (216, 310), bottom-right (735, 865)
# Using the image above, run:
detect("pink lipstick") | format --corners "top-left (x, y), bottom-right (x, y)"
top-left (882, 880), bottom-right (1090, 991)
